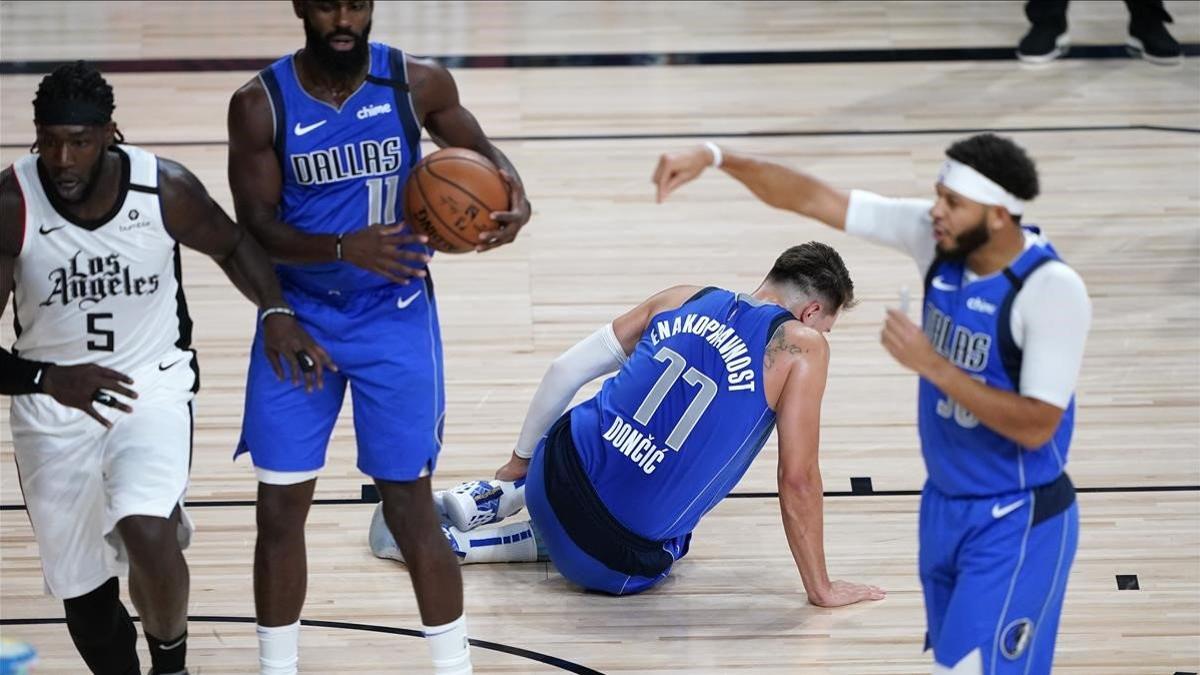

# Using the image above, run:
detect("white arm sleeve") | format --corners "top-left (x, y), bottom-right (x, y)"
top-left (514, 323), bottom-right (629, 458)
top-left (844, 189), bottom-right (939, 275)
top-left (1011, 262), bottom-right (1092, 409)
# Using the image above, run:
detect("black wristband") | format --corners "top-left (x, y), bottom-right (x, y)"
top-left (0, 348), bottom-right (52, 395)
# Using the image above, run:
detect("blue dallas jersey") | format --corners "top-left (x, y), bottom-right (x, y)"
top-left (569, 288), bottom-right (794, 541)
top-left (919, 227), bottom-right (1075, 497)
top-left (259, 43), bottom-right (426, 296)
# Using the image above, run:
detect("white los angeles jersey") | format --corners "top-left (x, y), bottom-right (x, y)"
top-left (11, 144), bottom-right (192, 373)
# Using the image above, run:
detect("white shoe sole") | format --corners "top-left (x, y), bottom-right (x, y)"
top-left (1017, 33), bottom-right (1070, 64)
top-left (1125, 36), bottom-right (1183, 66)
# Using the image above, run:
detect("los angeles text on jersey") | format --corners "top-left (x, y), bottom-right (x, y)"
top-left (40, 251), bottom-right (160, 310)
top-left (290, 136), bottom-right (404, 186)
top-left (649, 312), bottom-right (757, 392)
top-left (924, 303), bottom-right (991, 371)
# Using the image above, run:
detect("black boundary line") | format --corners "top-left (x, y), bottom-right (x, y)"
top-left (2, 123), bottom-right (1197, 150)
top-left (0, 615), bottom-right (605, 674)
top-left (1, 43), bottom-right (1198, 75)
top-left (1, 484), bottom-right (1196, 511)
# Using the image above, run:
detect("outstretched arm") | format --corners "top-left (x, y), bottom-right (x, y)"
top-left (772, 324), bottom-right (885, 607)
top-left (653, 144), bottom-right (849, 229)
top-left (494, 285), bottom-right (700, 480)
top-left (158, 158), bottom-right (336, 392)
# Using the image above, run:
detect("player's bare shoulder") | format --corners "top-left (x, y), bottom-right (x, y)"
top-left (0, 166), bottom-right (23, 257)
top-left (765, 320), bottom-right (829, 372)
top-left (404, 54), bottom-right (455, 121)
top-left (227, 76), bottom-right (273, 141)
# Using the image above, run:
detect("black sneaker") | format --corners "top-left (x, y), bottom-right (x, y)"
top-left (1127, 20), bottom-right (1183, 66)
top-left (1017, 22), bottom-right (1070, 64)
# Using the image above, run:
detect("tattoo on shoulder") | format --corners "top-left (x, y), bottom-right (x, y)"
top-left (764, 326), bottom-right (809, 369)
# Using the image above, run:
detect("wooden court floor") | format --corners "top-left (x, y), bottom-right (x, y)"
top-left (1, 2), bottom-right (1198, 673)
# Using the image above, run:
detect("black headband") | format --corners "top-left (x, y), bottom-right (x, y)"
top-left (34, 100), bottom-right (111, 126)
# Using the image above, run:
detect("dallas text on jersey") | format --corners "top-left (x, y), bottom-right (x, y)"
top-left (290, 136), bottom-right (405, 187)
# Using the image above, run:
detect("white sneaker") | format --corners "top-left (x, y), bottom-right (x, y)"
top-left (441, 480), bottom-right (526, 531)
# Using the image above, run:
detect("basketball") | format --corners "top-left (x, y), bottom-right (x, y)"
top-left (403, 147), bottom-right (510, 253)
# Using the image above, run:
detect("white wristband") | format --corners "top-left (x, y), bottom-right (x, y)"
top-left (703, 141), bottom-right (723, 168)
top-left (260, 306), bottom-right (296, 324)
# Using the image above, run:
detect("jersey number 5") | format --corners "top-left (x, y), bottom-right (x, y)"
top-left (86, 313), bottom-right (114, 352)
top-left (633, 347), bottom-right (717, 452)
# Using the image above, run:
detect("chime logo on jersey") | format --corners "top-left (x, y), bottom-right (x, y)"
top-left (289, 136), bottom-right (405, 186)
top-left (40, 250), bottom-right (161, 310)
top-left (923, 303), bottom-right (991, 372)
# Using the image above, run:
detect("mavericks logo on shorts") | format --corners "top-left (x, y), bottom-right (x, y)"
top-left (1000, 617), bottom-right (1033, 659)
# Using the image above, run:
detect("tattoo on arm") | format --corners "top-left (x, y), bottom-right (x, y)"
top-left (764, 326), bottom-right (810, 370)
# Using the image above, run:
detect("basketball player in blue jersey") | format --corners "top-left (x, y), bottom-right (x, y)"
top-left (373, 243), bottom-right (887, 608)
top-left (226, 2), bottom-right (530, 674)
top-left (654, 135), bottom-right (1091, 674)
top-left (2, 62), bottom-right (327, 675)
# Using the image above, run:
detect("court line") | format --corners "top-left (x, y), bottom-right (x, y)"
top-left (2, 123), bottom-right (1196, 151)
top-left (0, 615), bottom-right (606, 674)
top-left (1, 44), bottom-right (1197, 75)
top-left (1, 484), bottom-right (1195, 511)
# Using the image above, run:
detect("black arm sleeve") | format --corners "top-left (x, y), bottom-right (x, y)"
top-left (0, 347), bottom-right (51, 395)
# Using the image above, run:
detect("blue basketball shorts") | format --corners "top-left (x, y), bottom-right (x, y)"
top-left (525, 415), bottom-right (691, 596)
top-left (235, 278), bottom-right (445, 482)
top-left (919, 474), bottom-right (1079, 674)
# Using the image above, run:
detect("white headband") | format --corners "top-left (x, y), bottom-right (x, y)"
top-left (937, 159), bottom-right (1026, 216)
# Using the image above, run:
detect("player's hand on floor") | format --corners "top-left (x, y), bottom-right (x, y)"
top-left (495, 452), bottom-right (531, 481)
top-left (808, 580), bottom-right (887, 608)
top-left (341, 224), bottom-right (431, 284)
top-left (41, 363), bottom-right (138, 428)
top-left (653, 145), bottom-right (714, 203)
top-left (479, 170), bottom-right (531, 252)
top-left (262, 313), bottom-right (337, 393)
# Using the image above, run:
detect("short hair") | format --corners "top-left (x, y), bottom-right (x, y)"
top-left (945, 133), bottom-right (1040, 201)
top-left (766, 241), bottom-right (856, 313)
top-left (33, 61), bottom-right (116, 124)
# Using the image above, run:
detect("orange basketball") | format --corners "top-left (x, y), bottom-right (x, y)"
top-left (403, 147), bottom-right (509, 253)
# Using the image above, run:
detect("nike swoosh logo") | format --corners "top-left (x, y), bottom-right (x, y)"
top-left (157, 636), bottom-right (187, 651)
top-left (991, 499), bottom-right (1025, 519)
top-left (158, 358), bottom-right (185, 371)
top-left (931, 275), bottom-right (958, 292)
top-left (396, 290), bottom-right (422, 309)
top-left (39, 224), bottom-right (65, 234)
top-left (293, 120), bottom-right (327, 136)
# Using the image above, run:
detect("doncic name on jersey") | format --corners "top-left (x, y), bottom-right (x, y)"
top-left (289, 105), bottom-right (405, 187)
top-left (40, 250), bottom-right (160, 310)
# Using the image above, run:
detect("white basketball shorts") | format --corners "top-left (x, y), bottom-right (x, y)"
top-left (8, 349), bottom-right (197, 599)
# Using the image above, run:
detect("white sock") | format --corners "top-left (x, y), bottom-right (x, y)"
top-left (423, 614), bottom-right (472, 675)
top-left (449, 520), bottom-right (539, 564)
top-left (257, 621), bottom-right (299, 675)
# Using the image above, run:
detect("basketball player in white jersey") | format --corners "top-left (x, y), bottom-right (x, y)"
top-left (0, 62), bottom-right (330, 675)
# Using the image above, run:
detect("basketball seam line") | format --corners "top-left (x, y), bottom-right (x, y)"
top-left (413, 168), bottom-right (479, 250)
top-left (423, 161), bottom-right (508, 213)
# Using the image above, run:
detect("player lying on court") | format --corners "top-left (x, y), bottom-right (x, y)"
top-left (372, 242), bottom-right (886, 607)
top-left (652, 136), bottom-right (1090, 674)
top-left (0, 62), bottom-right (329, 675)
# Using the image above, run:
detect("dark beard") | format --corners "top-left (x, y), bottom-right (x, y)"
top-left (303, 17), bottom-right (371, 77)
top-left (937, 215), bottom-right (990, 261)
